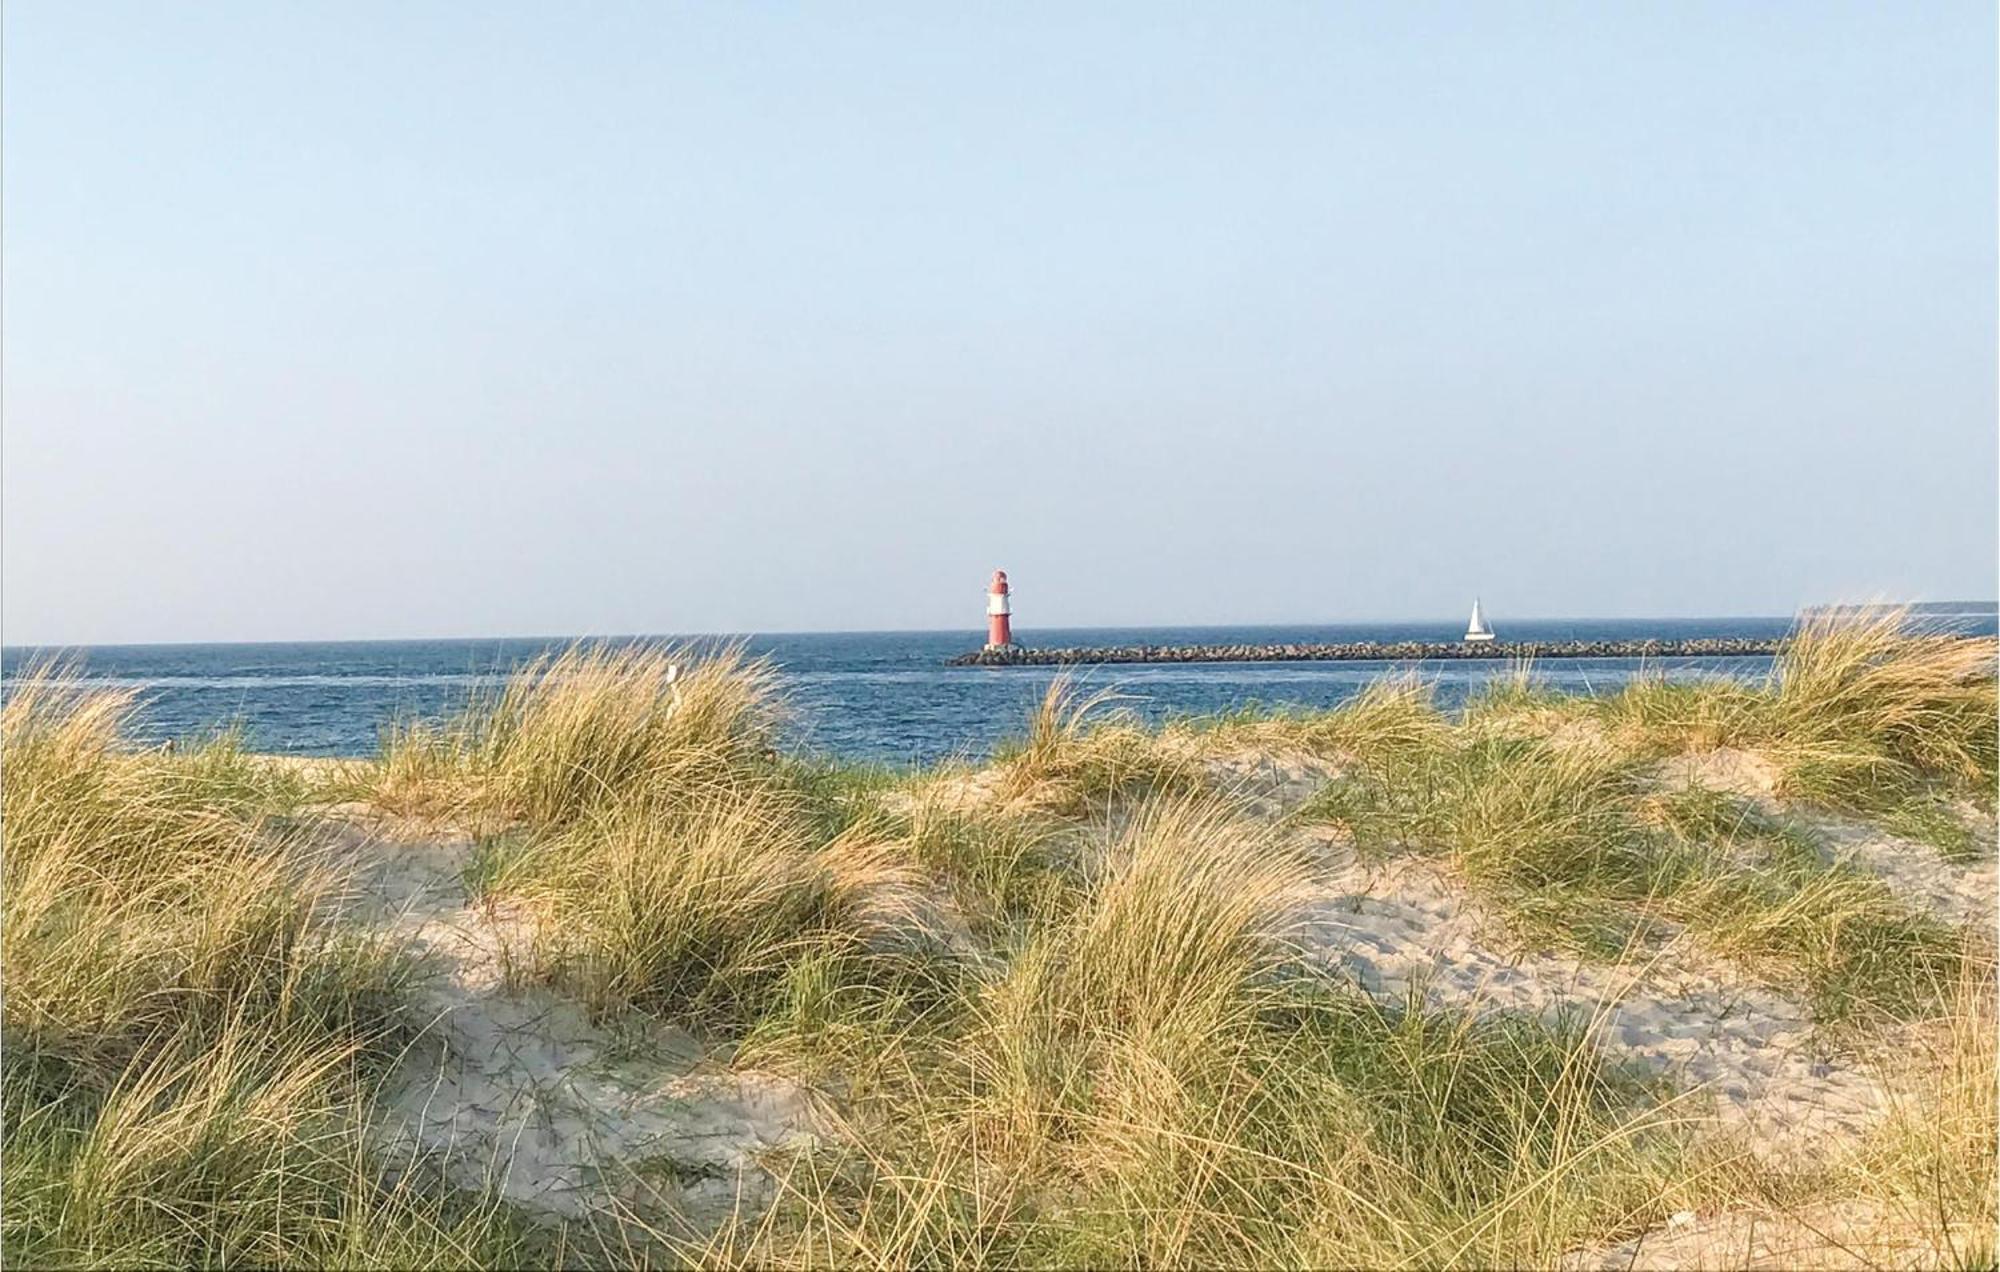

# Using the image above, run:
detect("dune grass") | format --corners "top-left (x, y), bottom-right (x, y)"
top-left (1, 666), bottom-right (527, 1268)
top-left (3, 1023), bottom-right (532, 1269)
top-left (1840, 945), bottom-right (1998, 1264)
top-left (696, 795), bottom-right (1686, 1270)
top-left (1280, 613), bottom-right (1990, 1011)
top-left (374, 618), bottom-right (1991, 1262)
top-left (370, 643), bottom-right (957, 1039)
top-left (1768, 610), bottom-right (1997, 791)
top-left (1298, 722), bottom-right (1967, 1018)
top-left (4, 669), bottom-right (393, 1077)
top-left (1642, 788), bottom-right (1967, 1027)
top-left (369, 656), bottom-right (1706, 1265)
top-left (374, 641), bottom-right (784, 827)
top-left (988, 672), bottom-right (1205, 815)
top-left (7, 607), bottom-right (1992, 1268)
top-left (520, 788), bottom-right (970, 1034)
top-left (1583, 610), bottom-right (1996, 820)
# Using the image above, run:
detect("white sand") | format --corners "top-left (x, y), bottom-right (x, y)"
top-left (1200, 749), bottom-right (1349, 818)
top-left (325, 815), bottom-right (817, 1229)
top-left (1288, 847), bottom-right (1887, 1153)
top-left (1564, 1201), bottom-right (1986, 1270)
top-left (1207, 748), bottom-right (1988, 1156)
top-left (1656, 745), bottom-right (1782, 803)
top-left (1660, 745), bottom-right (1998, 927)
top-left (1798, 813), bottom-right (1995, 928)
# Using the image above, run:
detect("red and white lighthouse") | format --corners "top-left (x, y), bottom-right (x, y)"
top-left (985, 570), bottom-right (1015, 650)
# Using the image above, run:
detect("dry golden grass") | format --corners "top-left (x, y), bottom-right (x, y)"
top-left (1283, 611), bottom-right (1997, 818)
top-left (523, 787), bottom-right (884, 1028)
top-left (374, 641), bottom-right (783, 826)
top-left (1839, 945), bottom-right (1999, 1263)
top-left (2, 665), bottom-right (526, 1266)
top-left (989, 672), bottom-right (1203, 815)
top-left (3, 666), bottom-right (388, 1076)
top-left (1760, 613), bottom-right (1998, 834)
top-left (695, 794), bottom-right (1688, 1269)
top-left (9, 610), bottom-right (1993, 1269)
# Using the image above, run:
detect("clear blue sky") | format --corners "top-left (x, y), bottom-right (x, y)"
top-left (5, 2), bottom-right (1994, 644)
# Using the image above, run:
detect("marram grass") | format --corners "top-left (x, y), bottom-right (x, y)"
top-left (1, 667), bottom-right (529, 1268)
top-left (697, 795), bottom-right (1686, 1270)
top-left (5, 608), bottom-right (1993, 1269)
top-left (374, 640), bottom-right (784, 826)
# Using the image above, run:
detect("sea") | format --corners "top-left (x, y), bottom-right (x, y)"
top-left (5, 611), bottom-right (1994, 769)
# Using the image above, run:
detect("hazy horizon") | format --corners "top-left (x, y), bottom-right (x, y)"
top-left (6, 2), bottom-right (1995, 646)
top-left (9, 601), bottom-right (2000, 653)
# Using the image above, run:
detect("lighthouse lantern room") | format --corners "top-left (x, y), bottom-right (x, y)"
top-left (985, 571), bottom-right (1015, 650)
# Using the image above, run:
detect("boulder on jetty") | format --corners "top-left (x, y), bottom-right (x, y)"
top-left (947, 638), bottom-right (1784, 667)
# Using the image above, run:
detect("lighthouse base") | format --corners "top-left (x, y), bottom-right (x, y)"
top-left (983, 642), bottom-right (1018, 653)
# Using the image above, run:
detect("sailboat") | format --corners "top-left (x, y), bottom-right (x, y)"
top-left (1464, 599), bottom-right (1496, 643)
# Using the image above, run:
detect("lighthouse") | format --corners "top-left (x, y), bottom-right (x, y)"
top-left (985, 570), bottom-right (1015, 650)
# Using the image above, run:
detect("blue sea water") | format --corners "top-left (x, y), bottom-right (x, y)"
top-left (5, 613), bottom-right (1994, 768)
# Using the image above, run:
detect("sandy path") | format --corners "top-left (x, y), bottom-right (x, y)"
top-left (1206, 755), bottom-right (1897, 1155)
top-left (326, 815), bottom-right (817, 1228)
top-left (1659, 747), bottom-right (1997, 928)
top-left (1290, 851), bottom-right (1887, 1152)
top-left (1221, 746), bottom-right (1995, 1265)
top-left (1802, 814), bottom-right (1995, 928)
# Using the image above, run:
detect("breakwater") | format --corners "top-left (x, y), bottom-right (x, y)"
top-left (948, 638), bottom-right (1784, 667)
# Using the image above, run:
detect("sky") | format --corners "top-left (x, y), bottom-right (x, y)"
top-left (4, 2), bottom-right (1995, 645)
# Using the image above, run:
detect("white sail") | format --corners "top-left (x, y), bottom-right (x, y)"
top-left (1464, 599), bottom-right (1495, 642)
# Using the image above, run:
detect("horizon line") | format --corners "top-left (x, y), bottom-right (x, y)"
top-left (8, 603), bottom-right (1997, 654)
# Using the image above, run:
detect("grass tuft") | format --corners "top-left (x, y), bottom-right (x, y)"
top-left (2, 665), bottom-right (525, 1266)
top-left (989, 672), bottom-right (1203, 815)
top-left (375, 641), bottom-right (784, 827)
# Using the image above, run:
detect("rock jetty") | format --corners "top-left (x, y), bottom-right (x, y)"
top-left (948, 638), bottom-right (1783, 667)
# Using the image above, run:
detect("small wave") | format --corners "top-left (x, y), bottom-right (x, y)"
top-left (1, 673), bottom-right (492, 691)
